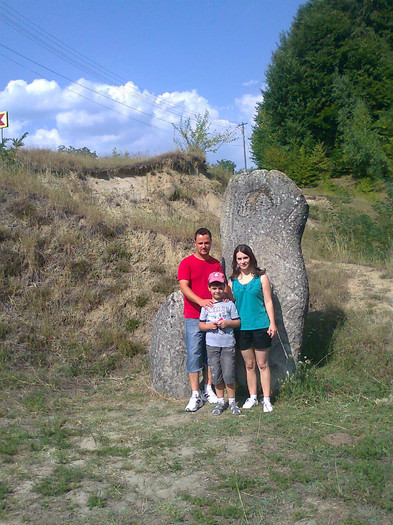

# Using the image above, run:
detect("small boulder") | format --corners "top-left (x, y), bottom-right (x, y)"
top-left (150, 290), bottom-right (189, 398)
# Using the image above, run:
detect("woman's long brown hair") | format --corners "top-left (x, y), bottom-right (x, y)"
top-left (230, 244), bottom-right (266, 280)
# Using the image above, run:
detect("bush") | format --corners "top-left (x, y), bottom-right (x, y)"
top-left (278, 359), bottom-right (328, 402)
top-left (258, 143), bottom-right (332, 187)
top-left (0, 132), bottom-right (28, 167)
top-left (58, 145), bottom-right (97, 158)
top-left (327, 206), bottom-right (392, 263)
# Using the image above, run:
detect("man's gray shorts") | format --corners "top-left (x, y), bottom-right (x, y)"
top-left (206, 345), bottom-right (236, 386)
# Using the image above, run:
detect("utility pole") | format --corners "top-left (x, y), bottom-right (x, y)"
top-left (238, 122), bottom-right (248, 174)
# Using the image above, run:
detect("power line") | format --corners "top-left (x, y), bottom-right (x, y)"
top-left (0, 2), bottom-right (243, 153)
top-left (0, 43), bottom-right (179, 129)
top-left (0, 52), bottom-right (174, 134)
top-left (1, 48), bottom-right (242, 149)
top-left (237, 122), bottom-right (248, 173)
top-left (0, 0), bottom-right (200, 122)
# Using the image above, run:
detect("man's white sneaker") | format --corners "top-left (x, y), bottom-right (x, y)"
top-left (202, 387), bottom-right (218, 404)
top-left (185, 395), bottom-right (203, 412)
top-left (242, 397), bottom-right (259, 409)
top-left (263, 399), bottom-right (273, 413)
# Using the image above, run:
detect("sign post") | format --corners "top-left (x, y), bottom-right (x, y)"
top-left (0, 111), bottom-right (9, 142)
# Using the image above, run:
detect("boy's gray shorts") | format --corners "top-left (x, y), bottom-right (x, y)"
top-left (206, 345), bottom-right (236, 386)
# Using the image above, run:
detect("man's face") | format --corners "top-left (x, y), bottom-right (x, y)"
top-left (194, 234), bottom-right (211, 257)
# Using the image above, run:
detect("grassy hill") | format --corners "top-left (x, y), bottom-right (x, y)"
top-left (0, 149), bottom-right (226, 384)
top-left (0, 149), bottom-right (392, 523)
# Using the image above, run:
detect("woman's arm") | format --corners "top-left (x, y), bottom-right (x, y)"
top-left (261, 274), bottom-right (278, 338)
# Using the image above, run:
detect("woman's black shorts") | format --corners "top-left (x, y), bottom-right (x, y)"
top-left (237, 328), bottom-right (271, 351)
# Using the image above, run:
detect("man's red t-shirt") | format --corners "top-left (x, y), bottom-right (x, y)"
top-left (177, 255), bottom-right (223, 319)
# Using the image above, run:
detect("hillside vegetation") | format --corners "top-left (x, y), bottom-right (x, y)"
top-left (0, 146), bottom-right (392, 387)
top-left (0, 149), bottom-right (225, 385)
top-left (0, 149), bottom-right (392, 523)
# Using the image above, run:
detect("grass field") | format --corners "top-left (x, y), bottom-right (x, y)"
top-left (1, 357), bottom-right (392, 525)
top-left (0, 149), bottom-right (392, 523)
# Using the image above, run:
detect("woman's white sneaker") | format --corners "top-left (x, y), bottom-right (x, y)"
top-left (263, 399), bottom-right (273, 412)
top-left (242, 397), bottom-right (258, 409)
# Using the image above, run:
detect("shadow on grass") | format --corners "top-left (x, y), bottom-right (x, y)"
top-left (302, 307), bottom-right (346, 365)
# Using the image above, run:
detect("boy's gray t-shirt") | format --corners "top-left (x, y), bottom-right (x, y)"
top-left (199, 300), bottom-right (240, 347)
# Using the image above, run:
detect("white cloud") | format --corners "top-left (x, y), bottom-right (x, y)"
top-left (1, 77), bottom-right (256, 168)
top-left (235, 93), bottom-right (263, 122)
top-left (242, 79), bottom-right (259, 86)
top-left (29, 128), bottom-right (63, 148)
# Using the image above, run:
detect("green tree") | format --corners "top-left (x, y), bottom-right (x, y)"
top-left (58, 145), bottom-right (97, 158)
top-left (213, 159), bottom-right (236, 173)
top-left (173, 110), bottom-right (237, 154)
top-left (251, 0), bottom-right (393, 182)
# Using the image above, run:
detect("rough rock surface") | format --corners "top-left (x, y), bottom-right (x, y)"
top-left (221, 170), bottom-right (309, 390)
top-left (150, 290), bottom-right (190, 398)
top-left (150, 169), bottom-right (309, 397)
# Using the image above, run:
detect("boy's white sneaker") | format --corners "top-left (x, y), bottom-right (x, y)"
top-left (242, 397), bottom-right (258, 409)
top-left (185, 395), bottom-right (203, 412)
top-left (202, 386), bottom-right (218, 404)
top-left (263, 399), bottom-right (273, 413)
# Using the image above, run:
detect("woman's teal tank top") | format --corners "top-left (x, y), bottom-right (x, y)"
top-left (232, 275), bottom-right (269, 330)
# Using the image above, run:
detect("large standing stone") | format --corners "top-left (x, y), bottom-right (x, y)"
top-left (150, 290), bottom-right (189, 398)
top-left (221, 170), bottom-right (309, 391)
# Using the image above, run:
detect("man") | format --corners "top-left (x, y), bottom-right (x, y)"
top-left (178, 228), bottom-right (222, 411)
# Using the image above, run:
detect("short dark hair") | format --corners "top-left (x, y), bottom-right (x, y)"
top-left (194, 228), bottom-right (212, 240)
top-left (208, 281), bottom-right (225, 287)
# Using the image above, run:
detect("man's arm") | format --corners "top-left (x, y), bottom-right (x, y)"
top-left (179, 279), bottom-right (214, 309)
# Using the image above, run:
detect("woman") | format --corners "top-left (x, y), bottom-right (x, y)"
top-left (228, 244), bottom-right (278, 412)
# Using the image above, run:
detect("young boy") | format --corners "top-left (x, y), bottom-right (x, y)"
top-left (199, 271), bottom-right (241, 415)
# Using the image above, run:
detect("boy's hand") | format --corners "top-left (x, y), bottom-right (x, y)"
top-left (216, 318), bottom-right (229, 329)
top-left (206, 322), bottom-right (218, 331)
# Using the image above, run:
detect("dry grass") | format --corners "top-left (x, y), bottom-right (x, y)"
top-left (0, 151), bottom-right (220, 385)
top-left (17, 148), bottom-right (207, 178)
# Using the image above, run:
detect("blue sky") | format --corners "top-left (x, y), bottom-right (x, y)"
top-left (0, 0), bottom-right (305, 169)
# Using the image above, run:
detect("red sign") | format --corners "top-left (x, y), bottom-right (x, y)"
top-left (0, 111), bottom-right (8, 129)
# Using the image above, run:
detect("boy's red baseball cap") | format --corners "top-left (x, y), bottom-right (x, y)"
top-left (208, 271), bottom-right (225, 284)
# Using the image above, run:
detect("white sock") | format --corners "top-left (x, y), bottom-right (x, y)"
top-left (192, 390), bottom-right (200, 398)
top-left (205, 384), bottom-right (214, 392)
top-left (228, 397), bottom-right (236, 405)
top-left (217, 397), bottom-right (225, 405)
top-left (250, 394), bottom-right (258, 401)
top-left (263, 396), bottom-right (271, 402)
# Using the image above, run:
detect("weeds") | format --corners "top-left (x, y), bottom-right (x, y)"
top-left (135, 293), bottom-right (149, 307)
top-left (87, 492), bottom-right (108, 509)
top-left (33, 466), bottom-right (85, 496)
top-left (278, 359), bottom-right (327, 402)
top-left (125, 318), bottom-right (140, 332)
